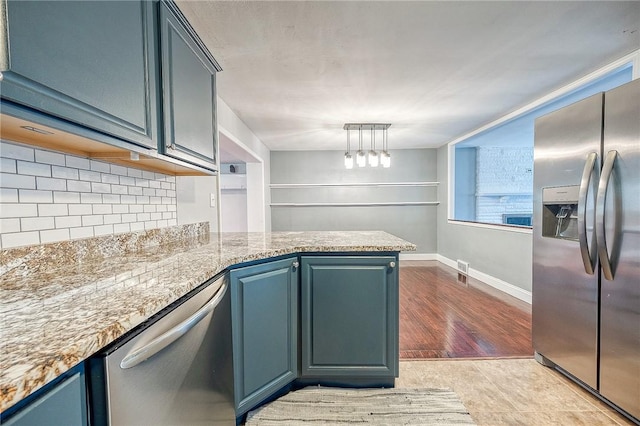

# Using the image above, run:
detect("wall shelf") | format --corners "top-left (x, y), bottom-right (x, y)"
top-left (270, 201), bottom-right (439, 207)
top-left (270, 181), bottom-right (439, 189)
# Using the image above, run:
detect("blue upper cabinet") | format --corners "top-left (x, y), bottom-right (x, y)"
top-left (159, 1), bottom-right (221, 171)
top-left (0, 0), bottom-right (160, 150)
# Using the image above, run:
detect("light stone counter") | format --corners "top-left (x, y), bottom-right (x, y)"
top-left (0, 224), bottom-right (415, 412)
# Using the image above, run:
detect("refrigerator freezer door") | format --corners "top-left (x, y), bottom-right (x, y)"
top-left (599, 78), bottom-right (640, 419)
top-left (532, 93), bottom-right (602, 389)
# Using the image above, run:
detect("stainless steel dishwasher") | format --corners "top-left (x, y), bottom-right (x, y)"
top-left (89, 274), bottom-right (235, 425)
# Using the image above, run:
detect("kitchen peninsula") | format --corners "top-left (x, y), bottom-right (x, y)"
top-left (0, 224), bottom-right (415, 423)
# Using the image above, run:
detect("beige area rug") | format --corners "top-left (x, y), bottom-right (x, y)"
top-left (246, 387), bottom-right (476, 425)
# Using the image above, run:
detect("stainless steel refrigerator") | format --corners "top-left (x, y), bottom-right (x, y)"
top-left (533, 78), bottom-right (639, 421)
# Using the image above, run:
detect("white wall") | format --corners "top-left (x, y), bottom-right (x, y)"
top-left (176, 175), bottom-right (218, 231)
top-left (217, 98), bottom-right (271, 231)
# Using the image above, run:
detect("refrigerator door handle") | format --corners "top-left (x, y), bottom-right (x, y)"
top-left (578, 152), bottom-right (598, 275)
top-left (119, 279), bottom-right (229, 369)
top-left (596, 150), bottom-right (617, 281)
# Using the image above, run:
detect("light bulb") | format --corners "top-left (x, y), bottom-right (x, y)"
top-left (356, 150), bottom-right (366, 167)
top-left (368, 150), bottom-right (379, 167)
top-left (381, 151), bottom-right (391, 168)
top-left (344, 152), bottom-right (353, 169)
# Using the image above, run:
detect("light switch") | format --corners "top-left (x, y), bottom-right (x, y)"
top-left (210, 193), bottom-right (216, 208)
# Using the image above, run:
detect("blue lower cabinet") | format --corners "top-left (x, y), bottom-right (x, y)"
top-left (300, 255), bottom-right (399, 379)
top-left (1, 365), bottom-right (87, 426)
top-left (230, 257), bottom-right (299, 416)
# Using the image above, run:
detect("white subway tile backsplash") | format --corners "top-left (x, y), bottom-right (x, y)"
top-left (67, 180), bottom-right (92, 193)
top-left (19, 189), bottom-right (53, 204)
top-left (128, 186), bottom-right (143, 196)
top-left (90, 160), bottom-right (111, 173)
top-left (54, 191), bottom-right (81, 204)
top-left (101, 174), bottom-right (119, 184)
top-left (135, 178), bottom-right (150, 188)
top-left (91, 182), bottom-right (111, 194)
top-left (70, 226), bottom-right (94, 239)
top-left (2, 231), bottom-right (40, 248)
top-left (65, 156), bottom-right (91, 170)
top-left (81, 193), bottom-right (102, 204)
top-left (0, 218), bottom-right (20, 233)
top-left (37, 204), bottom-right (69, 217)
top-left (104, 214), bottom-right (122, 225)
top-left (40, 228), bottom-right (70, 244)
top-left (55, 215), bottom-right (82, 228)
top-left (79, 170), bottom-right (101, 182)
top-left (92, 204), bottom-right (113, 215)
top-left (112, 204), bottom-right (129, 214)
top-left (113, 223), bottom-right (131, 233)
top-left (120, 195), bottom-right (136, 204)
top-left (130, 222), bottom-right (144, 231)
top-left (111, 185), bottom-right (128, 195)
top-left (119, 176), bottom-right (136, 186)
top-left (1, 203), bottom-right (38, 218)
top-left (94, 224), bottom-right (114, 236)
top-left (1, 158), bottom-right (17, 173)
top-left (68, 204), bottom-right (93, 215)
top-left (127, 168), bottom-right (143, 178)
top-left (122, 213), bottom-right (137, 223)
top-left (102, 194), bottom-right (120, 204)
top-left (1, 142), bottom-right (35, 161)
top-left (82, 215), bottom-right (104, 227)
top-left (17, 161), bottom-right (51, 177)
top-left (0, 188), bottom-right (19, 203)
top-left (1, 173), bottom-right (36, 189)
top-left (35, 150), bottom-right (65, 166)
top-left (51, 165), bottom-right (80, 180)
top-left (110, 164), bottom-right (128, 176)
top-left (1, 141), bottom-right (179, 248)
top-left (36, 177), bottom-right (66, 191)
top-left (21, 217), bottom-right (55, 231)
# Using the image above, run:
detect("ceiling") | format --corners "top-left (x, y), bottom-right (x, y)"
top-left (177, 1), bottom-right (640, 151)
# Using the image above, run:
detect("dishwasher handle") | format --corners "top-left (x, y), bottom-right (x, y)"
top-left (120, 279), bottom-right (229, 369)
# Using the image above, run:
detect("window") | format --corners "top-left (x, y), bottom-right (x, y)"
top-left (451, 61), bottom-right (634, 227)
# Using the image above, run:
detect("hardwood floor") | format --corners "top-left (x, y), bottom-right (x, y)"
top-left (399, 261), bottom-right (533, 359)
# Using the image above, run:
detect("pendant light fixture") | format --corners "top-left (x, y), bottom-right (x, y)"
top-left (356, 125), bottom-right (366, 167)
top-left (381, 127), bottom-right (391, 168)
top-left (344, 128), bottom-right (353, 169)
top-left (343, 123), bottom-right (391, 169)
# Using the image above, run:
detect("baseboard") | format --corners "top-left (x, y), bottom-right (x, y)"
top-left (399, 253), bottom-right (438, 261)
top-left (436, 255), bottom-right (532, 304)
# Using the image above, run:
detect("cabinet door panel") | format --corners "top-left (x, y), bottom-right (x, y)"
top-left (160, 2), bottom-right (218, 170)
top-left (301, 256), bottom-right (399, 378)
top-left (230, 257), bottom-right (298, 415)
top-left (2, 0), bottom-right (158, 149)
top-left (3, 369), bottom-right (86, 426)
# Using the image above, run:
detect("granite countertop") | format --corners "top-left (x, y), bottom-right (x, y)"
top-left (0, 224), bottom-right (415, 412)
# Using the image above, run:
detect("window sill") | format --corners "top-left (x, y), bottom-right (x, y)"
top-left (447, 219), bottom-right (533, 234)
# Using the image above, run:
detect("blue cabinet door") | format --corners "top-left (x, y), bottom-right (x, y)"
top-left (159, 1), bottom-right (220, 171)
top-left (230, 257), bottom-right (299, 416)
top-left (2, 366), bottom-right (87, 426)
top-left (301, 255), bottom-right (399, 378)
top-left (0, 0), bottom-right (160, 150)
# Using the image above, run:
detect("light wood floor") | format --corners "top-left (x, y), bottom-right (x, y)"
top-left (399, 261), bottom-right (533, 359)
